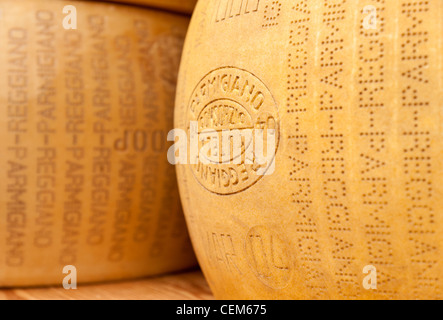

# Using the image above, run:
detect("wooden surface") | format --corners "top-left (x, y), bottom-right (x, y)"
top-left (0, 271), bottom-right (213, 300)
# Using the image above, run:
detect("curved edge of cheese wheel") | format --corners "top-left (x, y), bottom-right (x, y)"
top-left (0, 0), bottom-right (197, 287)
top-left (104, 0), bottom-right (198, 14)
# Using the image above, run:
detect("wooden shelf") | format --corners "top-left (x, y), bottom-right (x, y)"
top-left (0, 270), bottom-right (213, 300)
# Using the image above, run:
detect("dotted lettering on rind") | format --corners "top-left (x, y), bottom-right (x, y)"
top-left (286, 0), bottom-right (329, 300)
top-left (399, 0), bottom-right (439, 299)
top-left (262, 1), bottom-right (281, 28)
top-left (317, 0), bottom-right (360, 299)
top-left (355, 0), bottom-right (398, 298)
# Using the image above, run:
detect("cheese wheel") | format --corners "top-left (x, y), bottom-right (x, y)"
top-left (0, 0), bottom-right (197, 287)
top-left (104, 0), bottom-right (197, 14)
top-left (175, 0), bottom-right (443, 299)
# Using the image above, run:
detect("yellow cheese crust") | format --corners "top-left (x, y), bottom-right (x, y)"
top-left (175, 0), bottom-right (443, 299)
top-left (0, 0), bottom-right (196, 287)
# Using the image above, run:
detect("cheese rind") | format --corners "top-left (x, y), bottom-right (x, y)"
top-left (0, 0), bottom-right (196, 287)
top-left (175, 0), bottom-right (443, 299)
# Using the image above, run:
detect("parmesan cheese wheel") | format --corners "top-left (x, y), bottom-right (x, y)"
top-left (104, 0), bottom-right (197, 14)
top-left (0, 0), bottom-right (197, 287)
top-left (175, 0), bottom-right (443, 299)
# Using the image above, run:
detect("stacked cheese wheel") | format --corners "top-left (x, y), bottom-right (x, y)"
top-left (0, 0), bottom-right (196, 287)
top-left (175, 0), bottom-right (443, 299)
top-left (105, 0), bottom-right (197, 14)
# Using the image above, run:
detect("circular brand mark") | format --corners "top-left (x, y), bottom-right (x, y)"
top-left (187, 67), bottom-right (280, 195)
